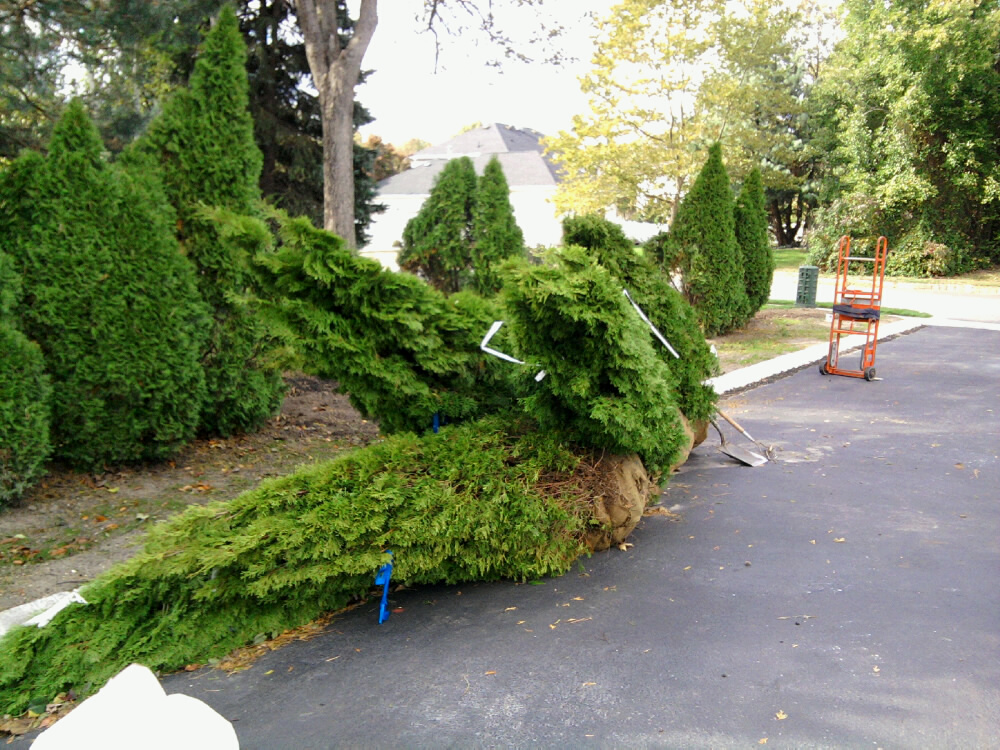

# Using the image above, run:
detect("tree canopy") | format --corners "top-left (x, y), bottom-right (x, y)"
top-left (808, 0), bottom-right (1000, 274)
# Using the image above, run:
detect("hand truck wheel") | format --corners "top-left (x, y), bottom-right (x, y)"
top-left (819, 361), bottom-right (829, 375)
top-left (863, 367), bottom-right (876, 381)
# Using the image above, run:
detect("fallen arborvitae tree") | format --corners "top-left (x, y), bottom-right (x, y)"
top-left (0, 223), bottom-right (706, 715)
top-left (0, 417), bottom-right (654, 715)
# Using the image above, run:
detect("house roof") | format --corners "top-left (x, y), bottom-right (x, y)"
top-left (378, 123), bottom-right (561, 195)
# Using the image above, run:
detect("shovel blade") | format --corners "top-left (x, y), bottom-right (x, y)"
top-left (719, 444), bottom-right (767, 467)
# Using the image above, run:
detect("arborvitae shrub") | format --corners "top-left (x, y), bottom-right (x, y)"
top-left (562, 215), bottom-right (718, 424)
top-left (502, 246), bottom-right (690, 475)
top-left (0, 325), bottom-right (51, 507)
top-left (249, 212), bottom-right (518, 434)
top-left (0, 252), bottom-right (51, 506)
top-left (399, 156), bottom-right (478, 293)
top-left (0, 101), bottom-right (209, 468)
top-left (671, 143), bottom-right (749, 335)
top-left (0, 415), bottom-right (587, 714)
top-left (134, 4), bottom-right (283, 436)
top-left (734, 168), bottom-right (773, 316)
top-left (471, 156), bottom-right (525, 294)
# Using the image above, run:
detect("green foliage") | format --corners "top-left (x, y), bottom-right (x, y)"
top-left (810, 0), bottom-right (1000, 275)
top-left (562, 215), bottom-right (718, 424)
top-left (0, 252), bottom-right (51, 506)
top-left (0, 324), bottom-right (51, 507)
top-left (734, 168), bottom-right (774, 314)
top-left (249, 211), bottom-right (517, 434)
top-left (471, 156), bottom-right (525, 294)
top-left (672, 144), bottom-right (749, 335)
top-left (0, 100), bottom-right (209, 469)
top-left (502, 246), bottom-right (689, 475)
top-left (133, 4), bottom-right (284, 435)
top-left (399, 156), bottom-right (479, 294)
top-left (0, 416), bottom-right (587, 714)
top-left (548, 0), bottom-right (829, 227)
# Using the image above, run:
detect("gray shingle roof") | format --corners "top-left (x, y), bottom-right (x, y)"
top-left (378, 123), bottom-right (560, 195)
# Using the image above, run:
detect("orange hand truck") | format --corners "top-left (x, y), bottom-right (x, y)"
top-left (819, 235), bottom-right (888, 381)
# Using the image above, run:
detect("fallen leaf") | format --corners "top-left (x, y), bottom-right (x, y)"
top-left (683, 566), bottom-right (692, 571)
top-left (873, 665), bottom-right (880, 673)
top-left (325, 655), bottom-right (340, 662)
top-left (955, 463), bottom-right (965, 470)
top-left (264, 670), bottom-right (274, 675)
top-left (572, 597), bottom-right (584, 601)
top-left (516, 620), bottom-right (526, 625)
top-left (810, 540), bottom-right (816, 545)
top-left (392, 607), bottom-right (404, 613)
top-left (834, 538), bottom-right (846, 543)
top-left (775, 710), bottom-right (788, 720)
top-left (505, 607), bottom-right (517, 611)
top-left (106, 487), bottom-right (119, 494)
top-left (759, 739), bottom-right (768, 745)
top-left (582, 682), bottom-right (596, 687)
top-left (484, 671), bottom-right (496, 675)
top-left (618, 542), bottom-right (634, 551)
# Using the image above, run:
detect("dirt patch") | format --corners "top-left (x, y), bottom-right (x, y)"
top-left (0, 375), bottom-right (380, 611)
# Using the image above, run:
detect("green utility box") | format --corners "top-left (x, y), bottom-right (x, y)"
top-left (795, 265), bottom-right (819, 307)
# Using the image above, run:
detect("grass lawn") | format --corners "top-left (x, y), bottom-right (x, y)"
top-left (773, 246), bottom-right (811, 270)
top-left (767, 299), bottom-right (932, 318)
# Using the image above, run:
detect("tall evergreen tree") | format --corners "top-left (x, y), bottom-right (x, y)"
top-left (671, 143), bottom-right (748, 336)
top-left (0, 100), bottom-right (209, 468)
top-left (399, 156), bottom-right (478, 294)
top-left (471, 156), bottom-right (524, 295)
top-left (734, 167), bottom-right (773, 316)
top-left (134, 4), bottom-right (284, 436)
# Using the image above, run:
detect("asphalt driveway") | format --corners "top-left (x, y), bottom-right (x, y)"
top-left (164, 325), bottom-right (999, 749)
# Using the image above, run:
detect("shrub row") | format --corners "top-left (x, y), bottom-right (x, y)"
top-left (654, 145), bottom-right (774, 336)
top-left (0, 7), bottom-right (282, 492)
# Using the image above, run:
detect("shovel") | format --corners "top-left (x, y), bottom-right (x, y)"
top-left (717, 408), bottom-right (776, 461)
top-left (709, 416), bottom-right (767, 467)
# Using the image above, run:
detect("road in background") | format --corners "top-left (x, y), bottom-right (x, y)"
top-left (771, 269), bottom-right (1000, 324)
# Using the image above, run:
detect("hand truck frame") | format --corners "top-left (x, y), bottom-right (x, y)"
top-left (819, 235), bottom-right (888, 381)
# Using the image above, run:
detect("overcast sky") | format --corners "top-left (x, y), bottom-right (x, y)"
top-left (354, 0), bottom-right (615, 147)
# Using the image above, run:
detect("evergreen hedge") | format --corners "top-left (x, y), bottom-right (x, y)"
top-left (734, 168), bottom-right (773, 316)
top-left (0, 252), bottom-right (51, 506)
top-left (562, 215), bottom-right (718, 424)
top-left (0, 101), bottom-right (209, 468)
top-left (503, 246), bottom-right (690, 475)
top-left (0, 416), bottom-right (588, 714)
top-left (671, 144), bottom-right (749, 336)
top-left (471, 156), bottom-right (525, 294)
top-left (133, 4), bottom-right (284, 436)
top-left (400, 156), bottom-right (479, 293)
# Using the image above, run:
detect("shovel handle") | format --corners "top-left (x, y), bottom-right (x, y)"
top-left (716, 408), bottom-right (757, 443)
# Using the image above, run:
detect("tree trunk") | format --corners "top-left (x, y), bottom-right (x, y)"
top-left (295, 0), bottom-right (378, 249)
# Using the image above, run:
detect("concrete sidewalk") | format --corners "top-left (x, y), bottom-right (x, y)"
top-left (157, 325), bottom-right (999, 749)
